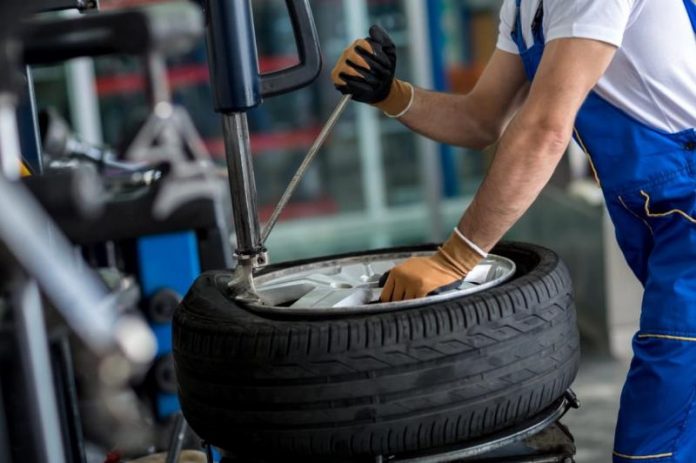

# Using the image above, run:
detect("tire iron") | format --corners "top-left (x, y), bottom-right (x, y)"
top-left (259, 95), bottom-right (351, 246)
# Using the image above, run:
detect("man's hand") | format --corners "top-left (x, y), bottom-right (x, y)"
top-left (331, 25), bottom-right (413, 117)
top-left (380, 231), bottom-right (484, 302)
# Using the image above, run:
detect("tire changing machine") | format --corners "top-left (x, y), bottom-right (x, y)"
top-left (194, 1), bottom-right (581, 462)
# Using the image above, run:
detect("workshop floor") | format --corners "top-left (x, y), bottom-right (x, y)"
top-left (563, 356), bottom-right (631, 463)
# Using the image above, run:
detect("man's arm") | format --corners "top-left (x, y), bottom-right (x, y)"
top-left (459, 38), bottom-right (617, 251)
top-left (331, 27), bottom-right (528, 150)
top-left (398, 49), bottom-right (530, 150)
top-left (380, 37), bottom-right (618, 302)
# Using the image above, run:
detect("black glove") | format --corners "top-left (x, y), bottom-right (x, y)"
top-left (331, 25), bottom-right (397, 104)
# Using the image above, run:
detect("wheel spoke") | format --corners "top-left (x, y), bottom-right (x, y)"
top-left (465, 262), bottom-right (496, 285)
top-left (256, 282), bottom-right (315, 306)
top-left (289, 287), bottom-right (373, 308)
top-left (334, 262), bottom-right (388, 286)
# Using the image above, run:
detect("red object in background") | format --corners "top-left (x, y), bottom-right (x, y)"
top-left (96, 59), bottom-right (299, 98)
top-left (104, 450), bottom-right (121, 463)
top-left (204, 126), bottom-right (321, 157)
top-left (259, 198), bottom-right (339, 222)
top-left (97, 60), bottom-right (313, 155)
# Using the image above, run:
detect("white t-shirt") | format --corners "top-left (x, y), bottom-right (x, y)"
top-left (496, 0), bottom-right (696, 133)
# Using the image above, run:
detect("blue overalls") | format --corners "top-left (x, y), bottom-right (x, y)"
top-left (511, 1), bottom-right (696, 461)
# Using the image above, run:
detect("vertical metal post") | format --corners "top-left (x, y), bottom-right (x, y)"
top-left (204, 0), bottom-right (262, 113)
top-left (64, 9), bottom-right (103, 146)
top-left (14, 275), bottom-right (67, 463)
top-left (426, 0), bottom-right (459, 198)
top-left (66, 57), bottom-right (103, 145)
top-left (0, 94), bottom-right (23, 179)
top-left (204, 0), bottom-right (265, 269)
top-left (144, 52), bottom-right (173, 110)
top-left (405, 0), bottom-right (444, 240)
top-left (222, 113), bottom-right (263, 258)
top-left (143, 52), bottom-right (180, 150)
top-left (343, 0), bottom-right (388, 242)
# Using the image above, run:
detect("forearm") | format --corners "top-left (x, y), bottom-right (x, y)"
top-left (398, 88), bottom-right (499, 150)
top-left (457, 115), bottom-right (571, 251)
top-left (455, 38), bottom-right (617, 253)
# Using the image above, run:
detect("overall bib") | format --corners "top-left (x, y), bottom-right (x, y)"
top-left (511, 1), bottom-right (696, 461)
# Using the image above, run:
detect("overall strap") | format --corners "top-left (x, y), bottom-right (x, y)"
top-left (531, 0), bottom-right (545, 45)
top-left (511, 0), bottom-right (545, 52)
top-left (512, 0), bottom-right (527, 52)
top-left (684, 0), bottom-right (696, 33)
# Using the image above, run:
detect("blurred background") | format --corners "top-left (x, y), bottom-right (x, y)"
top-left (30, 2), bottom-right (641, 459)
top-left (33, 0), bottom-right (507, 261)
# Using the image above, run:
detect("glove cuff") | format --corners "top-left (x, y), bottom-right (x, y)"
top-left (438, 233), bottom-right (485, 277)
top-left (375, 79), bottom-right (414, 117)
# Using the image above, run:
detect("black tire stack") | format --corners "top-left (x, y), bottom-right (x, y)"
top-left (173, 242), bottom-right (580, 460)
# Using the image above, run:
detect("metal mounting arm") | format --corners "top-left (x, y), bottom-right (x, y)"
top-left (203, 0), bottom-right (322, 277)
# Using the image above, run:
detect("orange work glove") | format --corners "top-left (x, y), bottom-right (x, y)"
top-left (331, 25), bottom-right (414, 117)
top-left (380, 229), bottom-right (486, 302)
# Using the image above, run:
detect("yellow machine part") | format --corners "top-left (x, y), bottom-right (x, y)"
top-left (20, 162), bottom-right (31, 177)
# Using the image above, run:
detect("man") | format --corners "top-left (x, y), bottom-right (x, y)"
top-left (332, 0), bottom-right (696, 461)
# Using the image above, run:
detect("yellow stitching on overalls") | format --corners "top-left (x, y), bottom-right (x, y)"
top-left (619, 195), bottom-right (654, 235)
top-left (613, 450), bottom-right (674, 460)
top-left (573, 127), bottom-right (601, 186)
top-left (641, 191), bottom-right (696, 224)
top-left (638, 333), bottom-right (696, 342)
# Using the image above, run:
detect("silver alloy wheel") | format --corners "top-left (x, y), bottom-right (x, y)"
top-left (248, 251), bottom-right (516, 315)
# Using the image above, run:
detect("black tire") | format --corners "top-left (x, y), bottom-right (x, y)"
top-left (173, 242), bottom-right (579, 460)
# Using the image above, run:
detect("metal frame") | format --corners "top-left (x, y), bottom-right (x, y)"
top-left (206, 0), bottom-right (323, 295)
top-left (125, 52), bottom-right (210, 163)
top-left (0, 5), bottom-right (163, 460)
top-left (0, 88), bottom-right (158, 463)
top-left (12, 274), bottom-right (67, 463)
